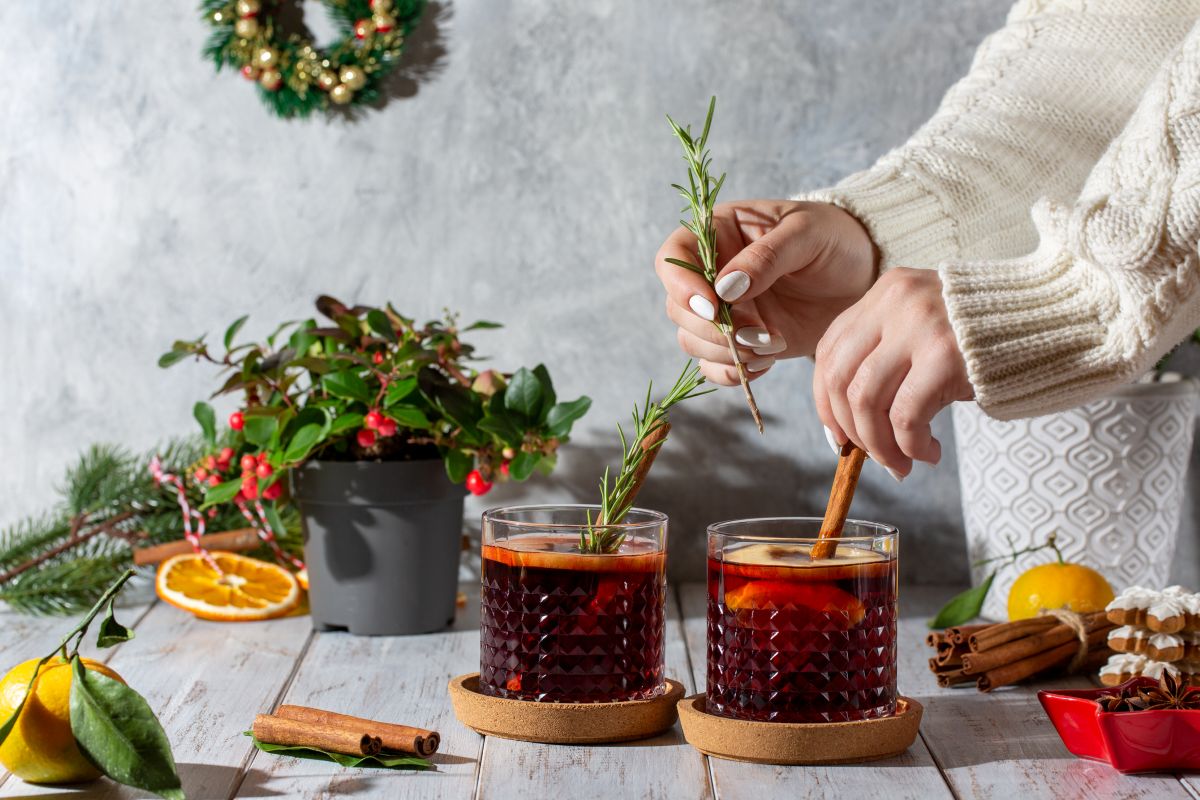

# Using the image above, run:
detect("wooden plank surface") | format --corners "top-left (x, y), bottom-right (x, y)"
top-left (0, 601), bottom-right (311, 799)
top-left (677, 583), bottom-right (954, 800)
top-left (897, 586), bottom-right (1191, 800)
top-left (475, 591), bottom-right (713, 800)
top-left (241, 589), bottom-right (484, 799)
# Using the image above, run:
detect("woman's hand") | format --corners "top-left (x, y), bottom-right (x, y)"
top-left (813, 268), bottom-right (974, 479)
top-left (655, 200), bottom-right (877, 385)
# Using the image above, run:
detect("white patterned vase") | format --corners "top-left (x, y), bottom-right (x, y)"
top-left (952, 380), bottom-right (1199, 621)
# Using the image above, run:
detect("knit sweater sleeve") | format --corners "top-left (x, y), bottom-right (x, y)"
top-left (795, 1), bottom-right (1198, 271)
top-left (939, 21), bottom-right (1200, 419)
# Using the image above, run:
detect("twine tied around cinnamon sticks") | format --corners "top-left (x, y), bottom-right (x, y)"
top-left (927, 609), bottom-right (1114, 692)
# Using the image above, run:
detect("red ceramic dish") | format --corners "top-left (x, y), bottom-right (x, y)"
top-left (1038, 678), bottom-right (1200, 773)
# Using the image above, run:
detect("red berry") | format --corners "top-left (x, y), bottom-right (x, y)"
top-left (208, 508), bottom-right (218, 519)
top-left (240, 454), bottom-right (257, 472)
top-left (241, 478), bottom-right (258, 499)
top-left (256, 462), bottom-right (273, 478)
top-left (365, 410), bottom-right (383, 430)
top-left (204, 455), bottom-right (218, 471)
top-left (262, 481), bottom-right (283, 500)
top-left (372, 351), bottom-right (384, 365)
top-left (229, 411), bottom-right (245, 431)
top-left (500, 461), bottom-right (510, 477)
top-left (218, 447), bottom-right (234, 463)
top-left (207, 475), bottom-right (221, 487)
top-left (357, 428), bottom-right (376, 448)
top-left (233, 490), bottom-right (246, 503)
top-left (194, 468), bottom-right (209, 482)
top-left (465, 469), bottom-right (492, 496)
top-left (377, 419), bottom-right (397, 438)
top-left (256, 452), bottom-right (269, 464)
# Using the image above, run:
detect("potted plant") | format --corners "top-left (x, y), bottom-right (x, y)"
top-left (161, 295), bottom-right (590, 634)
top-left (952, 330), bottom-right (1200, 620)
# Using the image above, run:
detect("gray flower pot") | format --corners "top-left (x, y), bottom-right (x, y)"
top-left (291, 458), bottom-right (466, 635)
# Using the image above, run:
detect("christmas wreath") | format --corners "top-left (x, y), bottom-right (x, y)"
top-left (200, 0), bottom-right (424, 118)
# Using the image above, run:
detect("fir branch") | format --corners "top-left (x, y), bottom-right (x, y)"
top-left (666, 97), bottom-right (765, 433)
top-left (582, 362), bottom-right (712, 554)
top-left (0, 555), bottom-right (129, 616)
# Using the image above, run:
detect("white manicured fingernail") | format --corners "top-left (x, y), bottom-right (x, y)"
top-left (887, 468), bottom-right (906, 483)
top-left (715, 271), bottom-right (750, 302)
top-left (735, 326), bottom-right (773, 347)
top-left (688, 295), bottom-right (715, 321)
top-left (824, 426), bottom-right (841, 454)
top-left (746, 357), bottom-right (774, 373)
top-left (753, 340), bottom-right (787, 355)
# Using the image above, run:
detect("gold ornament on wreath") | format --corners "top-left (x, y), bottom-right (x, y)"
top-left (200, 0), bottom-right (422, 118)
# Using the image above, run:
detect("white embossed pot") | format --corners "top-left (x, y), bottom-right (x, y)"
top-left (952, 380), bottom-right (1199, 621)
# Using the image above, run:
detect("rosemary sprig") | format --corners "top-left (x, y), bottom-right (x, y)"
top-left (581, 362), bottom-right (713, 554)
top-left (665, 96), bottom-right (765, 433)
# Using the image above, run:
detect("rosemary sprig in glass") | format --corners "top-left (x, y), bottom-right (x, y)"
top-left (665, 96), bottom-right (765, 433)
top-left (581, 362), bottom-right (713, 554)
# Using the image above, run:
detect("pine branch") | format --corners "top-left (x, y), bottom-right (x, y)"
top-left (582, 362), bottom-right (712, 554)
top-left (0, 555), bottom-right (129, 616)
top-left (666, 97), bottom-right (765, 433)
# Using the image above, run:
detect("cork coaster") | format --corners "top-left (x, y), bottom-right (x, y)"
top-left (448, 673), bottom-right (686, 744)
top-left (677, 694), bottom-right (924, 765)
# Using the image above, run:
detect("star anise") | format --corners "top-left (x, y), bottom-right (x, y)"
top-left (1128, 671), bottom-right (1200, 711)
top-left (1098, 692), bottom-right (1138, 712)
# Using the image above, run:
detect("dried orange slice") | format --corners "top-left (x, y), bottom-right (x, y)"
top-left (155, 552), bottom-right (301, 622)
top-left (295, 567), bottom-right (309, 591)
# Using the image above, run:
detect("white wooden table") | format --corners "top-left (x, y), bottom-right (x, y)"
top-left (2, 584), bottom-right (1198, 800)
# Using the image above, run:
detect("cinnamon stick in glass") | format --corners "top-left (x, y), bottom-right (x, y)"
top-left (276, 705), bottom-right (440, 756)
top-left (252, 714), bottom-right (381, 755)
top-left (811, 444), bottom-right (867, 561)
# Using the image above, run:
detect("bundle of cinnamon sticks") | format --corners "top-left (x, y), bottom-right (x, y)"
top-left (926, 611), bottom-right (1114, 692)
top-left (252, 705), bottom-right (440, 757)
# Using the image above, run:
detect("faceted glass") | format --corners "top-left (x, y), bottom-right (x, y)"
top-left (706, 518), bottom-right (898, 723)
top-left (480, 505), bottom-right (667, 703)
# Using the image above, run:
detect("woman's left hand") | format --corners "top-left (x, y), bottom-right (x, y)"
top-left (812, 267), bottom-right (974, 480)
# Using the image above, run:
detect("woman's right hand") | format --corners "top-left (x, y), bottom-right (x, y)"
top-left (654, 200), bottom-right (878, 385)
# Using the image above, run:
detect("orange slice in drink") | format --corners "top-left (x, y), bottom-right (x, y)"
top-left (724, 581), bottom-right (866, 627)
top-left (155, 552), bottom-right (301, 622)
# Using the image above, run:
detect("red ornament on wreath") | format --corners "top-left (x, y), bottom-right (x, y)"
top-left (199, 0), bottom-right (424, 118)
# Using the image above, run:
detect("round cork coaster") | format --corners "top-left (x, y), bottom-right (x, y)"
top-left (448, 673), bottom-right (685, 744)
top-left (677, 694), bottom-right (924, 765)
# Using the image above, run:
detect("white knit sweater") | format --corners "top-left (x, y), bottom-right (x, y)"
top-left (798, 0), bottom-right (1200, 419)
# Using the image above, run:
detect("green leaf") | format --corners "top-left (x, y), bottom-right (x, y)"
top-left (464, 320), bottom-right (503, 331)
top-left (504, 368), bottom-right (543, 422)
top-left (478, 414), bottom-right (522, 447)
top-left (322, 371), bottom-right (371, 403)
top-left (385, 406), bottom-right (431, 430)
top-left (283, 423), bottom-right (324, 464)
top-left (928, 572), bottom-right (995, 629)
top-left (535, 454), bottom-right (557, 477)
top-left (156, 350), bottom-right (188, 369)
top-left (329, 412), bottom-right (364, 436)
top-left (69, 657), bottom-right (183, 800)
top-left (366, 309), bottom-right (398, 343)
top-left (246, 734), bottom-right (429, 770)
top-left (545, 397), bottom-right (591, 437)
top-left (223, 314), bottom-right (249, 350)
top-left (293, 356), bottom-right (332, 374)
top-left (384, 377), bottom-right (418, 407)
top-left (263, 503), bottom-right (286, 537)
top-left (443, 449), bottom-right (472, 483)
top-left (202, 478), bottom-right (242, 508)
top-left (193, 402), bottom-right (216, 446)
top-left (664, 257), bottom-right (705, 276)
top-left (96, 598), bottom-right (135, 648)
top-left (507, 451), bottom-right (538, 481)
top-left (533, 365), bottom-right (556, 421)
top-left (243, 415), bottom-right (278, 447)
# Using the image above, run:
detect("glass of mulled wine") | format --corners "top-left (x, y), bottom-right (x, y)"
top-left (479, 505), bottom-right (668, 703)
top-left (706, 518), bottom-right (898, 723)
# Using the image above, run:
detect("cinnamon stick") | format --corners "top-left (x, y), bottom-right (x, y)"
top-left (132, 529), bottom-right (260, 566)
top-left (252, 714), bottom-right (381, 755)
top-left (619, 421), bottom-right (671, 517)
top-left (812, 444), bottom-right (867, 561)
top-left (926, 631), bottom-right (945, 648)
top-left (967, 616), bottom-right (1057, 652)
top-left (960, 613), bottom-right (1110, 675)
top-left (976, 626), bottom-right (1111, 692)
top-left (935, 668), bottom-right (976, 688)
top-left (275, 705), bottom-right (440, 756)
top-left (948, 624), bottom-right (990, 645)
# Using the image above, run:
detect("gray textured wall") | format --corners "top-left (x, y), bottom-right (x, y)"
top-left (3, 1), bottom-right (1196, 585)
